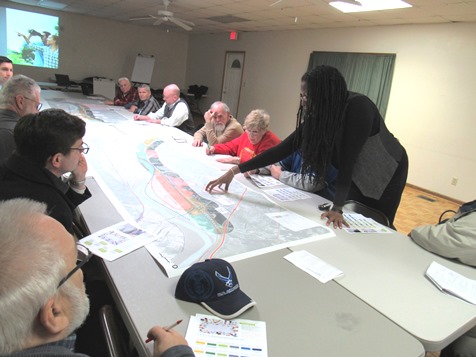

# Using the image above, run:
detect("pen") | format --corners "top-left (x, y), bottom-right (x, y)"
top-left (145, 319), bottom-right (183, 343)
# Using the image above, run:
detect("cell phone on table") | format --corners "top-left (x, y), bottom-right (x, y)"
top-left (318, 203), bottom-right (331, 211)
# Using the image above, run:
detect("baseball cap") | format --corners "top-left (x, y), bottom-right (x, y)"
top-left (175, 259), bottom-right (256, 320)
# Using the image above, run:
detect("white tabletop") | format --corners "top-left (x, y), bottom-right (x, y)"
top-left (80, 178), bottom-right (424, 357)
top-left (291, 229), bottom-right (476, 351)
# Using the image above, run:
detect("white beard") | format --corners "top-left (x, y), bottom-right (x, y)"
top-left (61, 281), bottom-right (90, 335)
top-left (214, 123), bottom-right (226, 136)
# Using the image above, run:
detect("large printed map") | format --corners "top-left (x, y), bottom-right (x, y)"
top-left (44, 92), bottom-right (334, 276)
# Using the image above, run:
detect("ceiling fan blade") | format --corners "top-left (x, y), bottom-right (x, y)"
top-left (153, 18), bottom-right (165, 26)
top-left (269, 0), bottom-right (284, 6)
top-left (129, 15), bottom-right (156, 21)
top-left (175, 18), bottom-right (195, 27)
top-left (169, 17), bottom-right (193, 31)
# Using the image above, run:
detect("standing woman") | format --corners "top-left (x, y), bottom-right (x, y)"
top-left (206, 65), bottom-right (408, 229)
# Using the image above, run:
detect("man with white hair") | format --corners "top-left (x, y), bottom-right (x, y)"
top-left (104, 77), bottom-right (139, 108)
top-left (192, 101), bottom-right (243, 147)
top-left (0, 198), bottom-right (194, 357)
top-left (0, 74), bottom-right (41, 163)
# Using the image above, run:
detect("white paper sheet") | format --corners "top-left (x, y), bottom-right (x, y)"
top-left (426, 261), bottom-right (476, 305)
top-left (343, 213), bottom-right (392, 234)
top-left (79, 221), bottom-right (158, 261)
top-left (265, 187), bottom-right (310, 201)
top-left (248, 174), bottom-right (281, 188)
top-left (266, 210), bottom-right (320, 232)
top-left (185, 314), bottom-right (268, 357)
top-left (284, 250), bottom-right (344, 283)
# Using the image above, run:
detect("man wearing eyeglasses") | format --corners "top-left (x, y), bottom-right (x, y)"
top-left (134, 83), bottom-right (196, 136)
top-left (0, 198), bottom-right (194, 357)
top-left (0, 109), bottom-right (91, 235)
top-left (0, 74), bottom-right (41, 164)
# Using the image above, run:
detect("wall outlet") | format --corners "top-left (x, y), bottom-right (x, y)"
top-left (451, 177), bottom-right (458, 186)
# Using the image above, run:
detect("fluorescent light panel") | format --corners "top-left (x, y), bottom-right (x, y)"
top-left (330, 0), bottom-right (412, 13)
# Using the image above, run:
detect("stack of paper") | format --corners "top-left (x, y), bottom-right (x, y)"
top-left (426, 261), bottom-right (476, 305)
top-left (185, 314), bottom-right (268, 356)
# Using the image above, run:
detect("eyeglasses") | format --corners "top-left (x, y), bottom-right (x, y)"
top-left (58, 244), bottom-right (92, 288)
top-left (69, 142), bottom-right (90, 154)
top-left (23, 96), bottom-right (43, 111)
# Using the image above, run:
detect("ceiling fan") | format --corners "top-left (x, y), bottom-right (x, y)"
top-left (129, 0), bottom-right (195, 31)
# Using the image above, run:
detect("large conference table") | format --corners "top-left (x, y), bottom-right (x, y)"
top-left (42, 91), bottom-right (474, 356)
top-left (82, 178), bottom-right (425, 357)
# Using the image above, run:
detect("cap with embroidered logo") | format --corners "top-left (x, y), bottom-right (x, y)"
top-left (175, 259), bottom-right (256, 320)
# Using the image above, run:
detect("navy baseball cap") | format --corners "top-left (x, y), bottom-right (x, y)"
top-left (175, 259), bottom-right (256, 319)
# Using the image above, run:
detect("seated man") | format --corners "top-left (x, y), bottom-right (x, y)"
top-left (105, 77), bottom-right (139, 108)
top-left (253, 150), bottom-right (338, 199)
top-left (129, 84), bottom-right (160, 115)
top-left (0, 56), bottom-right (13, 89)
top-left (192, 101), bottom-right (243, 147)
top-left (0, 109), bottom-right (91, 234)
top-left (0, 74), bottom-right (42, 164)
top-left (206, 109), bottom-right (280, 165)
top-left (409, 200), bottom-right (476, 357)
top-left (0, 198), bottom-right (194, 357)
top-left (410, 199), bottom-right (476, 266)
top-left (134, 84), bottom-right (195, 136)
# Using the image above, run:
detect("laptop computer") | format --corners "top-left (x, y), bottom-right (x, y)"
top-left (55, 74), bottom-right (71, 87)
top-left (55, 74), bottom-right (80, 88)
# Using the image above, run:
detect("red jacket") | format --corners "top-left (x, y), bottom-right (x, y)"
top-left (213, 131), bottom-right (281, 163)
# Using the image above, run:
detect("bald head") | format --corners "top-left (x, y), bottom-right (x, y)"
top-left (163, 84), bottom-right (181, 105)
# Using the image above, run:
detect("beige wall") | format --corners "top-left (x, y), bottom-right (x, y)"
top-left (185, 23), bottom-right (476, 202)
top-left (1, 1), bottom-right (189, 89)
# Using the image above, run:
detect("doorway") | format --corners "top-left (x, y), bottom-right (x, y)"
top-left (221, 51), bottom-right (245, 118)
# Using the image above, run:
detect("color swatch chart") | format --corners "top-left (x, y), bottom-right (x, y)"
top-left (185, 314), bottom-right (268, 357)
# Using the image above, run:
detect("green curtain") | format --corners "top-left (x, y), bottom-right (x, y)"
top-left (308, 51), bottom-right (396, 118)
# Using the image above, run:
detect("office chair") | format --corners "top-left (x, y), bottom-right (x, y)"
top-left (344, 200), bottom-right (391, 227)
top-left (99, 305), bottom-right (135, 357)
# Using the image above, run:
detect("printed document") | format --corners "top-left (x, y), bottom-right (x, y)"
top-left (185, 314), bottom-right (267, 357)
top-left (79, 221), bottom-right (158, 261)
top-left (426, 261), bottom-right (476, 305)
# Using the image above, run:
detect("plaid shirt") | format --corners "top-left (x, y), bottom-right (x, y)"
top-left (29, 44), bottom-right (58, 68)
top-left (113, 86), bottom-right (139, 107)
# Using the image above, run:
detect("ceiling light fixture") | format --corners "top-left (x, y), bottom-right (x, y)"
top-left (329, 0), bottom-right (412, 13)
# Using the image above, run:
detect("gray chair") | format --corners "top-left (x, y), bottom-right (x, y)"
top-left (344, 200), bottom-right (390, 227)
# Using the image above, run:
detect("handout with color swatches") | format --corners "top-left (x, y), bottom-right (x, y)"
top-left (185, 314), bottom-right (267, 357)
